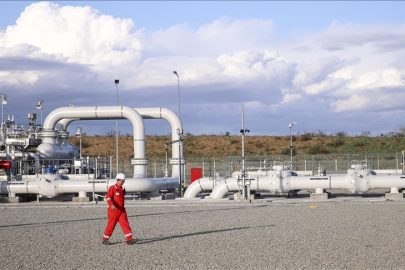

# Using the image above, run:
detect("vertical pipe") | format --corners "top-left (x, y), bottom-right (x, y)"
top-left (202, 157), bottom-right (205, 177)
top-left (115, 81), bottom-right (119, 175)
top-left (241, 105), bottom-right (246, 200)
top-left (396, 153), bottom-right (398, 175)
top-left (109, 156), bottom-right (112, 179)
top-left (177, 76), bottom-right (180, 117)
top-left (154, 157), bottom-right (156, 178)
top-left (402, 151), bottom-right (404, 174)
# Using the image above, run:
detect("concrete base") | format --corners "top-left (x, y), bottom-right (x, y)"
top-left (385, 193), bottom-right (405, 199)
top-left (176, 197), bottom-right (203, 200)
top-left (310, 193), bottom-right (329, 200)
top-left (0, 197), bottom-right (23, 203)
top-left (72, 197), bottom-right (90, 202)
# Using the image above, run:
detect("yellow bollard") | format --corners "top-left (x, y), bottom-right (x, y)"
top-left (309, 205), bottom-right (317, 208)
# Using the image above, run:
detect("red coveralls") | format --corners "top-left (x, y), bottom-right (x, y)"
top-left (103, 184), bottom-right (133, 241)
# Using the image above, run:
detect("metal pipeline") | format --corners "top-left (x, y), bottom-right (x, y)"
top-left (37, 106), bottom-right (147, 178)
top-left (186, 168), bottom-right (405, 199)
top-left (183, 177), bottom-right (213, 198)
top-left (55, 107), bottom-right (184, 178)
top-left (0, 175), bottom-right (179, 198)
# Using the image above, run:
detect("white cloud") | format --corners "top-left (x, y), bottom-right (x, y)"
top-left (0, 2), bottom-right (144, 66)
top-left (281, 93), bottom-right (302, 103)
top-left (1, 2), bottom-right (405, 135)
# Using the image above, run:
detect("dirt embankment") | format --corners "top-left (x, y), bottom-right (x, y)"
top-left (67, 135), bottom-right (405, 160)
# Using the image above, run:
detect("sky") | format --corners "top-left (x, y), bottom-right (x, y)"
top-left (1, 1), bottom-right (405, 137)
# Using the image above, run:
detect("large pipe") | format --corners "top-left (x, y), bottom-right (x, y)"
top-left (196, 168), bottom-right (405, 199)
top-left (183, 177), bottom-right (213, 198)
top-left (38, 106), bottom-right (147, 178)
top-left (55, 107), bottom-right (184, 178)
top-left (0, 175), bottom-right (179, 198)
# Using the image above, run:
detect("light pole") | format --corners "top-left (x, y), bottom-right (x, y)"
top-left (240, 105), bottom-right (250, 200)
top-left (289, 122), bottom-right (297, 167)
top-left (0, 94), bottom-right (7, 124)
top-left (115, 79), bottom-right (119, 175)
top-left (173, 71), bottom-right (180, 117)
top-left (36, 100), bottom-right (44, 126)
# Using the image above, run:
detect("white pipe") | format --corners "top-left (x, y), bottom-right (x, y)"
top-left (39, 106), bottom-right (146, 178)
top-left (0, 175), bottom-right (179, 197)
top-left (56, 107), bottom-right (184, 178)
top-left (183, 177), bottom-right (213, 198)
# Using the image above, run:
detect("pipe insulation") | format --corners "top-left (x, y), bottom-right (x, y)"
top-left (38, 106), bottom-right (147, 178)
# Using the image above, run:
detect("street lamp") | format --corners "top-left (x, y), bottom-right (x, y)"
top-left (0, 94), bottom-right (7, 124)
top-left (289, 122), bottom-right (297, 167)
top-left (173, 71), bottom-right (180, 117)
top-left (240, 105), bottom-right (250, 200)
top-left (75, 127), bottom-right (83, 159)
top-left (36, 100), bottom-right (44, 126)
top-left (115, 79), bottom-right (119, 175)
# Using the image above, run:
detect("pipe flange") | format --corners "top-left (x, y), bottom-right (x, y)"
top-left (169, 158), bottom-right (187, 165)
top-left (131, 158), bottom-right (149, 165)
top-left (58, 131), bottom-right (69, 139)
top-left (40, 129), bottom-right (57, 138)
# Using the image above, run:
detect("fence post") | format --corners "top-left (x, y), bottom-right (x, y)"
top-left (396, 153), bottom-right (398, 175)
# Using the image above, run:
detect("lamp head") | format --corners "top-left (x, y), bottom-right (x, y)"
top-left (289, 122), bottom-right (297, 128)
top-left (36, 100), bottom-right (44, 110)
top-left (115, 79), bottom-right (119, 84)
top-left (0, 94), bottom-right (7, 105)
top-left (173, 71), bottom-right (179, 77)
top-left (75, 127), bottom-right (83, 137)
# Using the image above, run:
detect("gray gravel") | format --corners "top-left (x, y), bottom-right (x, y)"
top-left (1, 199), bottom-right (405, 269)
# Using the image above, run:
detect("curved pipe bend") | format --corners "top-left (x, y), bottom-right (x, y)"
top-left (183, 177), bottom-right (213, 198)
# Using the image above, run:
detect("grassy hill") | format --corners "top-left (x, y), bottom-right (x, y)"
top-left (68, 134), bottom-right (405, 161)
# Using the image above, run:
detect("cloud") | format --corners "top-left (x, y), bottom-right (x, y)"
top-left (1, 2), bottom-right (405, 136)
top-left (145, 17), bottom-right (276, 57)
top-left (0, 2), bottom-right (144, 66)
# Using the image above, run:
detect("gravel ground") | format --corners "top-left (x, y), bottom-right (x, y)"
top-left (1, 198), bottom-right (405, 269)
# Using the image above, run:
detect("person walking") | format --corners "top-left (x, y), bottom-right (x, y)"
top-left (102, 173), bottom-right (138, 245)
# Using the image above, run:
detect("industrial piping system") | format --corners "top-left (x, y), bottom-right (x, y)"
top-left (184, 163), bottom-right (405, 199)
top-left (0, 106), bottom-right (182, 198)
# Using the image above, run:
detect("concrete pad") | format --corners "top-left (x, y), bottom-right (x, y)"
top-left (175, 197), bottom-right (203, 200)
top-left (72, 197), bottom-right (90, 202)
top-left (385, 193), bottom-right (405, 199)
top-left (0, 197), bottom-right (23, 203)
top-left (310, 193), bottom-right (329, 200)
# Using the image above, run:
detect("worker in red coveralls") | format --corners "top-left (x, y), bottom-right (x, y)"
top-left (102, 173), bottom-right (138, 245)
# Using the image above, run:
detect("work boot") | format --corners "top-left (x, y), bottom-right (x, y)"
top-left (127, 238), bottom-right (138, 245)
top-left (102, 240), bottom-right (110, 245)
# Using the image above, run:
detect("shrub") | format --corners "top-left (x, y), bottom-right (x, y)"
top-left (281, 148), bottom-right (296, 156)
top-left (300, 134), bottom-right (312, 141)
top-left (315, 130), bottom-right (327, 137)
top-left (354, 141), bottom-right (366, 148)
top-left (308, 144), bottom-right (329, 155)
top-left (330, 131), bottom-right (348, 137)
top-left (327, 138), bottom-right (345, 147)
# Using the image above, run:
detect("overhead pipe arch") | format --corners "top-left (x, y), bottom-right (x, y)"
top-left (55, 107), bottom-right (184, 178)
top-left (37, 106), bottom-right (147, 178)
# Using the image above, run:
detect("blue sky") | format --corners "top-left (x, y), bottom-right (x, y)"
top-left (1, 1), bottom-right (405, 137)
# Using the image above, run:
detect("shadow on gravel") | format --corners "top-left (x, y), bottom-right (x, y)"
top-left (0, 207), bottom-right (244, 229)
top-left (138, 225), bottom-right (275, 244)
